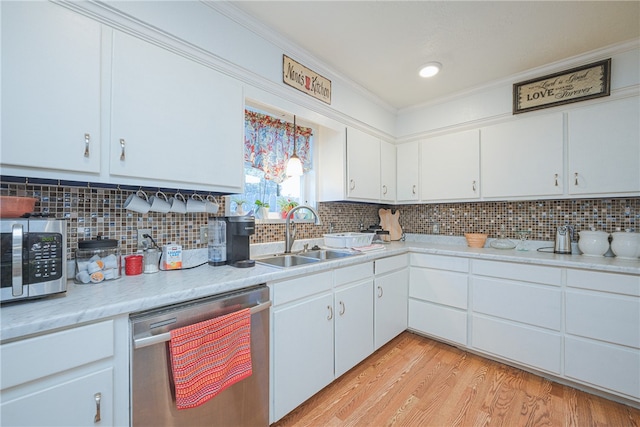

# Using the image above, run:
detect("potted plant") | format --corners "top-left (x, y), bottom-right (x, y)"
top-left (254, 200), bottom-right (270, 219)
top-left (232, 198), bottom-right (246, 215)
top-left (277, 198), bottom-right (299, 219)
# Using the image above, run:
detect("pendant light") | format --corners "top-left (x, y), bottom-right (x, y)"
top-left (286, 115), bottom-right (303, 177)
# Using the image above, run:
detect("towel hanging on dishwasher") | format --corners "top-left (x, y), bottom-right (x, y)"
top-left (169, 307), bottom-right (252, 409)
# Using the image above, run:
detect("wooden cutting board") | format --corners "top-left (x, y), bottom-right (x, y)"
top-left (379, 208), bottom-right (403, 241)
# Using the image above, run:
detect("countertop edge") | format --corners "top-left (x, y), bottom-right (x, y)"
top-left (1, 242), bottom-right (638, 342)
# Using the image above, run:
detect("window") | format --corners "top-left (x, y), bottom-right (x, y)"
top-left (227, 105), bottom-right (316, 221)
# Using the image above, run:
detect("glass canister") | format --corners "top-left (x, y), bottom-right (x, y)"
top-left (208, 219), bottom-right (227, 266)
top-left (75, 237), bottom-right (121, 284)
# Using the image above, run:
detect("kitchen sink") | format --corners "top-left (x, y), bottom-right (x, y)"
top-left (299, 249), bottom-right (360, 260)
top-left (256, 249), bottom-right (362, 268)
top-left (256, 254), bottom-right (321, 268)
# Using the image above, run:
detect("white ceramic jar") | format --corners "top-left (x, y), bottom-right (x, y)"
top-left (577, 230), bottom-right (610, 257)
top-left (611, 231), bottom-right (640, 259)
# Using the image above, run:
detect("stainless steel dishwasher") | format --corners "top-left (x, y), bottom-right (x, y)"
top-left (130, 285), bottom-right (270, 427)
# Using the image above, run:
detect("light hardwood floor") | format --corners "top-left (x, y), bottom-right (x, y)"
top-left (271, 332), bottom-right (640, 427)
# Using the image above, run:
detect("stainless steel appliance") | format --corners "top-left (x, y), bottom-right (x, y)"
top-left (130, 285), bottom-right (270, 427)
top-left (554, 224), bottom-right (574, 254)
top-left (1, 218), bottom-right (67, 303)
top-left (225, 216), bottom-right (255, 268)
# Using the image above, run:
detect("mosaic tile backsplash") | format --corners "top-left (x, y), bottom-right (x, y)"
top-left (1, 179), bottom-right (638, 259)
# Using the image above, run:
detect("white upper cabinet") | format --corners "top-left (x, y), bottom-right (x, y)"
top-left (567, 96), bottom-right (640, 196)
top-left (420, 130), bottom-right (480, 201)
top-left (346, 127), bottom-right (381, 201)
top-left (109, 31), bottom-right (244, 193)
top-left (380, 141), bottom-right (397, 202)
top-left (1, 2), bottom-right (101, 174)
top-left (481, 113), bottom-right (564, 199)
top-left (396, 141), bottom-right (420, 202)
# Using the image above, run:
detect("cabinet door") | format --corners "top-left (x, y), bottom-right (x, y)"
top-left (110, 31), bottom-right (243, 192)
top-left (346, 127), bottom-right (380, 201)
top-left (396, 141), bottom-right (420, 201)
top-left (421, 130), bottom-right (480, 201)
top-left (375, 268), bottom-right (408, 349)
top-left (272, 293), bottom-right (334, 421)
top-left (380, 141), bottom-right (397, 202)
top-left (568, 97), bottom-right (640, 195)
top-left (1, 1), bottom-right (101, 173)
top-left (481, 113), bottom-right (564, 198)
top-left (1, 368), bottom-right (113, 426)
top-left (335, 280), bottom-right (374, 377)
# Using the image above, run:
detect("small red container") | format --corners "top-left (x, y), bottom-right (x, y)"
top-left (125, 254), bottom-right (144, 276)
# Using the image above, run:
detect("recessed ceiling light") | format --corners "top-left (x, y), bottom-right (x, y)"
top-left (418, 62), bottom-right (442, 78)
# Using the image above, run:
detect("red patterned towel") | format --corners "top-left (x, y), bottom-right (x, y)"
top-left (169, 308), bottom-right (252, 410)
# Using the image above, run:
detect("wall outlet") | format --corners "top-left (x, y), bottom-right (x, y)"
top-left (137, 229), bottom-right (151, 248)
top-left (200, 226), bottom-right (208, 243)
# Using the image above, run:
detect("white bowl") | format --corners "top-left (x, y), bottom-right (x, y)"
top-left (611, 232), bottom-right (640, 259)
top-left (578, 230), bottom-right (610, 257)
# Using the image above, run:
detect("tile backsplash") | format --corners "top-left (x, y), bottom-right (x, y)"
top-left (2, 178), bottom-right (637, 259)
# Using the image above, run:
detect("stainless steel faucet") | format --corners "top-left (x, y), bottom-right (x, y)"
top-left (284, 205), bottom-right (322, 253)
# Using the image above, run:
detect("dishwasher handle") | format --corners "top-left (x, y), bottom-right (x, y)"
top-left (133, 300), bottom-right (271, 349)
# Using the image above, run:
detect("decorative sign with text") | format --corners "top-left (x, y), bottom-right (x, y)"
top-left (283, 55), bottom-right (332, 104)
top-left (513, 59), bottom-right (611, 114)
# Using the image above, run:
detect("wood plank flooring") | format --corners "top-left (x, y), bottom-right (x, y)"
top-left (271, 332), bottom-right (640, 427)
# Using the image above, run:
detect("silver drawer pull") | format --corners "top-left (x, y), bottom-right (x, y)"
top-left (120, 139), bottom-right (126, 161)
top-left (377, 286), bottom-right (383, 298)
top-left (94, 392), bottom-right (101, 423)
top-left (84, 133), bottom-right (91, 158)
top-left (327, 305), bottom-right (333, 320)
top-left (339, 301), bottom-right (345, 316)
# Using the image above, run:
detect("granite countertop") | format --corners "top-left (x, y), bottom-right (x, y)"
top-left (1, 237), bottom-right (638, 342)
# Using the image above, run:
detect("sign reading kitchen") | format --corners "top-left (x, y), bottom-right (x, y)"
top-left (283, 55), bottom-right (331, 104)
top-left (513, 58), bottom-right (610, 114)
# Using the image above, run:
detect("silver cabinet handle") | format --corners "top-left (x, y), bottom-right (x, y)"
top-left (472, 180), bottom-right (477, 192)
top-left (11, 224), bottom-right (23, 297)
top-left (338, 301), bottom-right (345, 316)
top-left (84, 133), bottom-right (91, 158)
top-left (412, 185), bottom-right (416, 195)
top-left (327, 305), bottom-right (333, 320)
top-left (382, 184), bottom-right (387, 195)
top-left (554, 174), bottom-right (559, 187)
top-left (120, 139), bottom-right (126, 161)
top-left (377, 286), bottom-right (383, 298)
top-left (94, 392), bottom-right (101, 423)
top-left (349, 179), bottom-right (356, 191)
top-left (574, 172), bottom-right (579, 186)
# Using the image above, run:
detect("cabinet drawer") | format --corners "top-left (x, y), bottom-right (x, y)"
top-left (334, 262), bottom-right (373, 287)
top-left (408, 299), bottom-right (467, 346)
top-left (271, 271), bottom-right (333, 306)
top-left (410, 253), bottom-right (469, 273)
top-left (375, 254), bottom-right (408, 275)
top-left (566, 289), bottom-right (640, 348)
top-left (1, 320), bottom-right (114, 389)
top-left (472, 277), bottom-right (561, 331)
top-left (472, 315), bottom-right (561, 374)
top-left (565, 336), bottom-right (640, 399)
top-left (567, 269), bottom-right (640, 296)
top-left (410, 268), bottom-right (468, 309)
top-left (472, 260), bottom-right (561, 286)
top-left (1, 367), bottom-right (113, 426)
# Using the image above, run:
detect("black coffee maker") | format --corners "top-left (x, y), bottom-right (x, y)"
top-left (225, 216), bottom-right (256, 268)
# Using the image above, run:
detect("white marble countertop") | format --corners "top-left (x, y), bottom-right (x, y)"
top-left (2, 237), bottom-right (638, 342)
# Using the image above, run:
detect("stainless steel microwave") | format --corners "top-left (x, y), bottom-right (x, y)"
top-left (1, 218), bottom-right (67, 303)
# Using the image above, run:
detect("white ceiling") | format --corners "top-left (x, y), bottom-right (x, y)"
top-left (231, 1), bottom-right (640, 110)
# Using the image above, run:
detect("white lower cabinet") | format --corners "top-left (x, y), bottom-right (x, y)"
top-left (470, 260), bottom-right (562, 374)
top-left (270, 263), bottom-right (376, 422)
top-left (374, 255), bottom-right (409, 349)
top-left (0, 318), bottom-right (129, 427)
top-left (564, 269), bottom-right (640, 400)
top-left (408, 254), bottom-right (469, 346)
top-left (334, 267), bottom-right (374, 377)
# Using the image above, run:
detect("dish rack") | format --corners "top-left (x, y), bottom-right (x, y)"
top-left (324, 232), bottom-right (374, 248)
